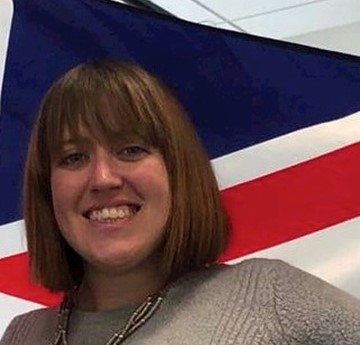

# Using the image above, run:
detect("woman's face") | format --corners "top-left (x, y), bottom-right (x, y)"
top-left (50, 132), bottom-right (170, 275)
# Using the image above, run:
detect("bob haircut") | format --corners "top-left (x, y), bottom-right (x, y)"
top-left (24, 60), bottom-right (230, 293)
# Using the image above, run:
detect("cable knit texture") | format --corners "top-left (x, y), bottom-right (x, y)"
top-left (1, 259), bottom-right (360, 344)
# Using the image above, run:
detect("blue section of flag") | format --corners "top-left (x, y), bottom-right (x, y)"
top-left (1, 0), bottom-right (360, 224)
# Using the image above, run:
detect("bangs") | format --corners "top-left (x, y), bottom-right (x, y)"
top-left (41, 63), bottom-right (169, 158)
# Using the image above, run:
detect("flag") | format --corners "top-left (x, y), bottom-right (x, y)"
top-left (1, 0), bottom-right (360, 336)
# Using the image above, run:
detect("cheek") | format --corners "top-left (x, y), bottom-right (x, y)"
top-left (134, 159), bottom-right (171, 213)
top-left (51, 173), bottom-right (66, 213)
top-left (50, 181), bottom-right (68, 237)
top-left (50, 172), bottom-right (83, 249)
top-left (50, 170), bottom-right (78, 224)
top-left (148, 164), bottom-right (170, 203)
top-left (51, 168), bottom-right (85, 204)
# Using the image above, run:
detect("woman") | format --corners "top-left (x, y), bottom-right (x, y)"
top-left (1, 61), bottom-right (359, 345)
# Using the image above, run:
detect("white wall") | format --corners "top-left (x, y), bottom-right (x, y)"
top-left (149, 0), bottom-right (360, 57)
top-left (285, 21), bottom-right (360, 57)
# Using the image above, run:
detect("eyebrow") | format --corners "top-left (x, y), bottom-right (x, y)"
top-left (57, 136), bottom-right (93, 148)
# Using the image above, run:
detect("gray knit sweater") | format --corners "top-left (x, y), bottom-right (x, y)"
top-left (1, 259), bottom-right (360, 345)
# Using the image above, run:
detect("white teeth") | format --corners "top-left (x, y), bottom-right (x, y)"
top-left (88, 206), bottom-right (133, 222)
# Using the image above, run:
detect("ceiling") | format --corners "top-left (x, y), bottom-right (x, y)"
top-left (115, 0), bottom-right (360, 56)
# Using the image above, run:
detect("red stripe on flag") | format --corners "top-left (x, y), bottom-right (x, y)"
top-left (0, 253), bottom-right (61, 306)
top-left (220, 142), bottom-right (360, 261)
top-left (1, 143), bottom-right (359, 305)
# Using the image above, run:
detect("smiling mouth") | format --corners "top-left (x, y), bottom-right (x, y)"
top-left (83, 205), bottom-right (141, 223)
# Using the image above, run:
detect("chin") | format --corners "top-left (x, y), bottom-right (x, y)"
top-left (86, 250), bottom-right (148, 274)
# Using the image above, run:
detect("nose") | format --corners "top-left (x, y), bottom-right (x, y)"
top-left (89, 151), bottom-right (123, 193)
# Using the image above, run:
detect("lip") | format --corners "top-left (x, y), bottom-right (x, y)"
top-left (85, 214), bottom-right (135, 232)
top-left (83, 204), bottom-right (143, 232)
top-left (82, 201), bottom-right (142, 219)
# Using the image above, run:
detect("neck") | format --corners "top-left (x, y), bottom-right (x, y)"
top-left (76, 260), bottom-right (166, 312)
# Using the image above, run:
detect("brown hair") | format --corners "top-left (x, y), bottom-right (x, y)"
top-left (23, 60), bottom-right (230, 293)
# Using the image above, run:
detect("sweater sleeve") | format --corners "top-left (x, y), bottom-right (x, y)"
top-left (0, 314), bottom-right (29, 345)
top-left (0, 308), bottom-right (57, 345)
top-left (272, 260), bottom-right (360, 344)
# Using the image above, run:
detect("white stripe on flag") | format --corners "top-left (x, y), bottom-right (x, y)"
top-left (0, 292), bottom-right (43, 338)
top-left (212, 111), bottom-right (360, 189)
top-left (0, 220), bottom-right (27, 259)
top-left (0, 0), bottom-right (13, 106)
top-left (227, 216), bottom-right (360, 299)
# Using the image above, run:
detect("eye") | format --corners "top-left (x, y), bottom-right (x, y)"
top-left (116, 145), bottom-right (149, 161)
top-left (59, 152), bottom-right (88, 168)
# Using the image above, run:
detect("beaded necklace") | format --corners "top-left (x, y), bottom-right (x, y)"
top-left (52, 289), bottom-right (167, 345)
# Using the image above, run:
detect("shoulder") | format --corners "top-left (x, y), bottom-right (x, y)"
top-left (174, 258), bottom-right (284, 310)
top-left (230, 258), bottom-right (360, 343)
top-left (0, 307), bottom-right (58, 345)
top-left (221, 257), bottom-right (360, 304)
top-left (182, 258), bottom-right (286, 295)
top-left (205, 257), bottom-right (286, 289)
